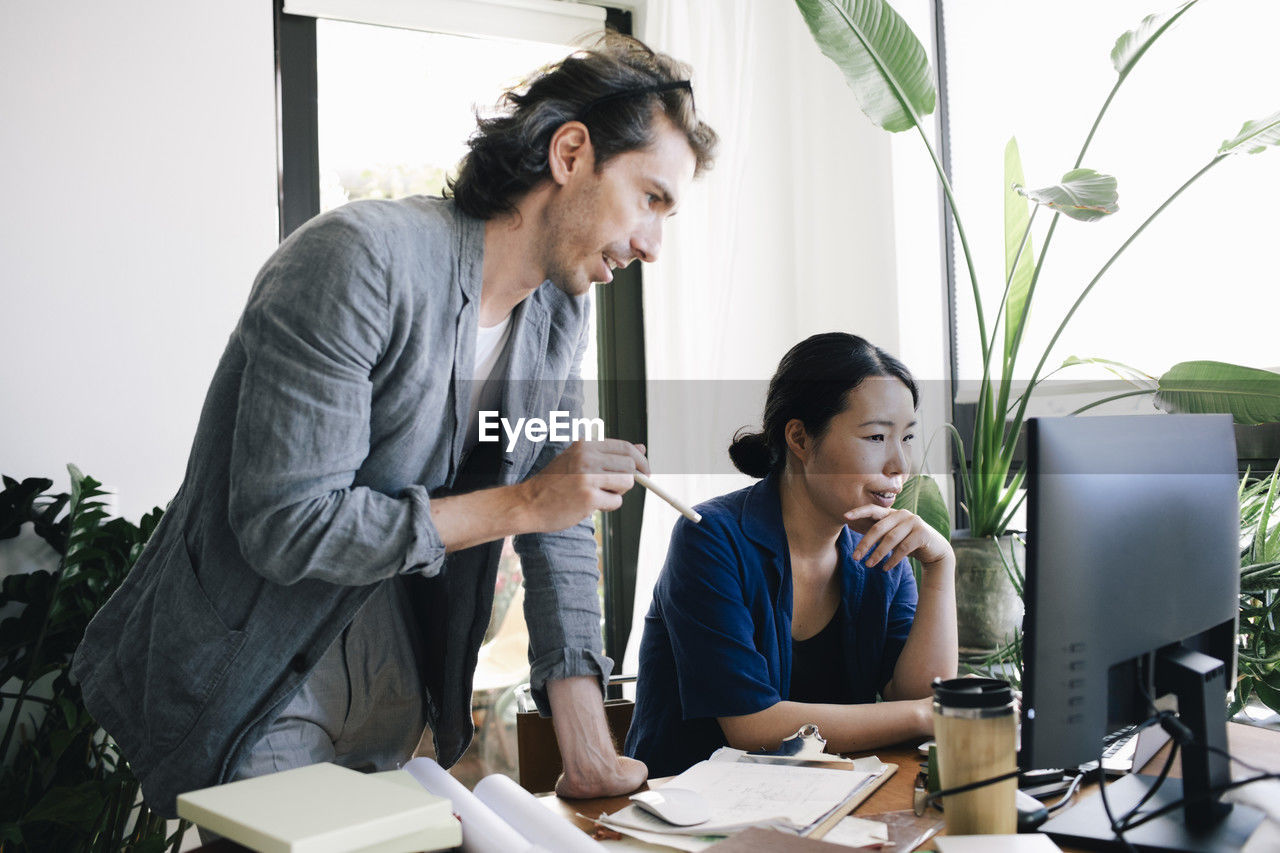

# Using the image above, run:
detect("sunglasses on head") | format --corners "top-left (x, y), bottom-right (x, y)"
top-left (576, 80), bottom-right (694, 122)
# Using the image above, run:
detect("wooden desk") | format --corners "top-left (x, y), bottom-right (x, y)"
top-left (542, 722), bottom-right (1280, 851)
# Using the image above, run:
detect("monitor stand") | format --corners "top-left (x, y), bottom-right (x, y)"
top-left (1040, 773), bottom-right (1264, 852)
top-left (1041, 648), bottom-right (1265, 852)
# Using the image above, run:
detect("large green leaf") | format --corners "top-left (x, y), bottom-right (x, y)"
top-left (1219, 110), bottom-right (1280, 156)
top-left (1248, 463), bottom-right (1280, 565)
top-left (1255, 671), bottom-right (1280, 713)
top-left (1110, 1), bottom-right (1198, 78)
top-left (1154, 360), bottom-right (1280, 424)
top-left (1003, 138), bottom-right (1036, 362)
top-left (894, 474), bottom-right (950, 540)
top-left (1060, 355), bottom-right (1157, 387)
top-left (20, 781), bottom-right (106, 828)
top-left (794, 0), bottom-right (936, 133)
top-left (1015, 169), bottom-right (1118, 222)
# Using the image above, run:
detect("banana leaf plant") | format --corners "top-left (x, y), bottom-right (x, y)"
top-left (796, 0), bottom-right (1280, 537)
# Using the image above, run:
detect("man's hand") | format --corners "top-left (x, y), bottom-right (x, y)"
top-left (517, 440), bottom-right (649, 533)
top-left (429, 440), bottom-right (647, 553)
top-left (546, 676), bottom-right (648, 799)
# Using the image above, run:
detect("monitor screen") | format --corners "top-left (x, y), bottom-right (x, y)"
top-left (1019, 414), bottom-right (1264, 851)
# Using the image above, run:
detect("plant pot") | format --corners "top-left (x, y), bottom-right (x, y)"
top-left (952, 531), bottom-right (1025, 656)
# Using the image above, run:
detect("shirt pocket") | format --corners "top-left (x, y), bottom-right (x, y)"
top-left (121, 534), bottom-right (248, 756)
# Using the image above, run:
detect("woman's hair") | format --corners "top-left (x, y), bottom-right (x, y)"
top-left (729, 332), bottom-right (920, 479)
top-left (446, 33), bottom-right (718, 220)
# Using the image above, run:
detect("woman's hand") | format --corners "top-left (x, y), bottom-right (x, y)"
top-left (845, 504), bottom-right (952, 570)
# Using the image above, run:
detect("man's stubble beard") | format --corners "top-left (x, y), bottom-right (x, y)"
top-left (541, 177), bottom-right (601, 298)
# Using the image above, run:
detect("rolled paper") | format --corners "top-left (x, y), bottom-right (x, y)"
top-left (402, 757), bottom-right (533, 853)
top-left (473, 772), bottom-right (606, 853)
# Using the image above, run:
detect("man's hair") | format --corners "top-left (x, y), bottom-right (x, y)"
top-left (446, 33), bottom-right (718, 220)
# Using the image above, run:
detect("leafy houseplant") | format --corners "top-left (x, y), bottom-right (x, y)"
top-left (794, 0), bottom-right (1280, 649)
top-left (0, 468), bottom-right (185, 852)
top-left (1233, 463), bottom-right (1280, 716)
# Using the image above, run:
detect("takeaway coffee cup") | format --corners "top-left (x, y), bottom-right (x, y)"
top-left (932, 677), bottom-right (1017, 835)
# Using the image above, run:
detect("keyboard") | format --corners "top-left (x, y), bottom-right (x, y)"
top-left (1019, 725), bottom-right (1171, 801)
top-left (1078, 724), bottom-right (1170, 776)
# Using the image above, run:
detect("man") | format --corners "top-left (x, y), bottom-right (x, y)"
top-left (72, 34), bottom-right (717, 816)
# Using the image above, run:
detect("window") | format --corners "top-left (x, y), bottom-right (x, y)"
top-left (932, 0), bottom-right (1280, 524)
top-left (937, 0), bottom-right (1280, 403)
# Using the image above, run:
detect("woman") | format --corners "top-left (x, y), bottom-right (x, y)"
top-left (625, 332), bottom-right (957, 777)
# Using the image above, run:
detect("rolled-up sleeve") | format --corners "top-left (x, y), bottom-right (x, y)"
top-left (228, 213), bottom-right (448, 586)
top-left (513, 314), bottom-right (611, 713)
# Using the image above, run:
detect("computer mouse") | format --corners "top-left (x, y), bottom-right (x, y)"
top-left (629, 787), bottom-right (711, 826)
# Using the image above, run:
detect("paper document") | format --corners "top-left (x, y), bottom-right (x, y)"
top-left (600, 759), bottom-right (881, 837)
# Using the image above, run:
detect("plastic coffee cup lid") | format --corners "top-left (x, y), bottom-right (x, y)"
top-left (932, 677), bottom-right (1014, 708)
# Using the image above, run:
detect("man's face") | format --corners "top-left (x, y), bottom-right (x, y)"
top-left (542, 115), bottom-right (697, 296)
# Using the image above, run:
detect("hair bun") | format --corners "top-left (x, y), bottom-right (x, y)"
top-left (729, 430), bottom-right (773, 478)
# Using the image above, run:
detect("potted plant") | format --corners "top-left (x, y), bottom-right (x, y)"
top-left (793, 0), bottom-right (1280, 651)
top-left (0, 468), bottom-right (185, 852)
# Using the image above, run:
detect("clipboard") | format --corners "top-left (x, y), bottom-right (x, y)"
top-left (806, 762), bottom-right (897, 839)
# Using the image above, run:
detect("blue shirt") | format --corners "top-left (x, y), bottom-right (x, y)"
top-left (624, 473), bottom-right (918, 777)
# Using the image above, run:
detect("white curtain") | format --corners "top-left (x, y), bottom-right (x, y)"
top-left (622, 0), bottom-right (903, 672)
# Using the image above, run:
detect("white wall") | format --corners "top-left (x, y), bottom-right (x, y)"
top-left (0, 0), bottom-right (279, 517)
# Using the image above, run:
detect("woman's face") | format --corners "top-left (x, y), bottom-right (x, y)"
top-left (790, 376), bottom-right (917, 520)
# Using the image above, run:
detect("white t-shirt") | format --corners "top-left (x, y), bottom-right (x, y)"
top-left (464, 312), bottom-right (513, 456)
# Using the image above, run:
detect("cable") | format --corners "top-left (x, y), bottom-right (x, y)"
top-left (1045, 770), bottom-right (1086, 814)
top-left (1128, 738), bottom-right (1180, 818)
top-left (1104, 706), bottom-right (1181, 834)
top-left (1108, 739), bottom-right (1183, 837)
top-left (1117, 771), bottom-right (1280, 834)
top-left (922, 769), bottom-right (1021, 810)
top-left (1110, 713), bottom-right (1280, 836)
top-left (1204, 741), bottom-right (1275, 776)
top-left (1112, 718), bottom-right (1182, 831)
top-left (1097, 741), bottom-right (1140, 853)
top-left (1099, 655), bottom-right (1167, 849)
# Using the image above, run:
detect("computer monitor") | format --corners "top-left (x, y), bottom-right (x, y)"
top-left (1020, 414), bottom-right (1264, 852)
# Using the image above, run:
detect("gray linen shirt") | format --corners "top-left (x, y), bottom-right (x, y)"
top-left (72, 196), bottom-right (610, 816)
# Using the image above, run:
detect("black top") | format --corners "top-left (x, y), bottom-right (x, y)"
top-left (789, 610), bottom-right (855, 704)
